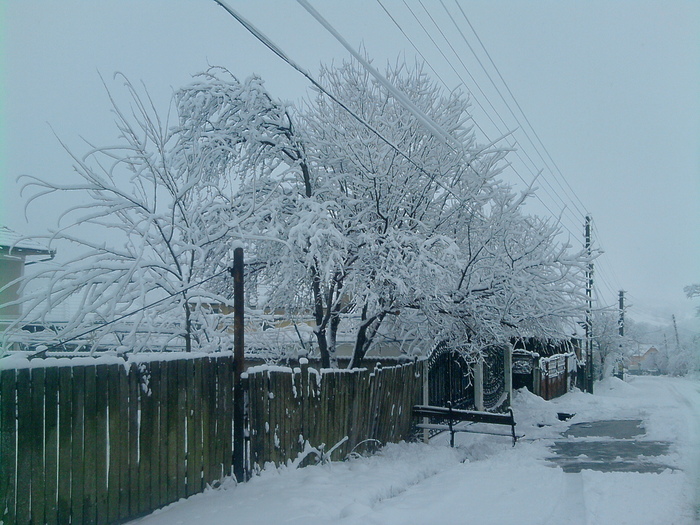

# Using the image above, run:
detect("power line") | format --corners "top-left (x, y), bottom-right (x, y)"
top-left (438, 0), bottom-right (587, 229)
top-left (379, 1), bottom-right (578, 240)
top-left (453, 1), bottom-right (590, 220)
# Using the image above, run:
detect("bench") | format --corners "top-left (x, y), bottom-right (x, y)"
top-left (413, 403), bottom-right (520, 447)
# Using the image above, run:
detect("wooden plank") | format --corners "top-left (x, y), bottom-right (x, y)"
top-left (191, 358), bottom-right (204, 494)
top-left (345, 372), bottom-right (357, 453)
top-left (56, 366), bottom-right (73, 525)
top-left (272, 372), bottom-right (282, 466)
top-left (94, 365), bottom-right (109, 525)
top-left (292, 368), bottom-right (302, 459)
top-left (256, 370), bottom-right (267, 469)
top-left (29, 367), bottom-right (46, 525)
top-left (273, 371), bottom-right (284, 464)
top-left (157, 359), bottom-right (169, 508)
top-left (116, 364), bottom-right (130, 521)
top-left (106, 364), bottom-right (120, 524)
top-left (152, 362), bottom-right (164, 512)
top-left (283, 370), bottom-right (292, 461)
top-left (211, 358), bottom-right (223, 480)
top-left (44, 365), bottom-right (60, 525)
top-left (176, 358), bottom-right (188, 499)
top-left (185, 359), bottom-right (197, 496)
top-left (207, 358), bottom-right (219, 483)
top-left (0, 368), bottom-right (17, 525)
top-left (166, 359), bottom-right (178, 502)
top-left (199, 359), bottom-right (210, 485)
top-left (83, 365), bottom-right (98, 524)
top-left (138, 362), bottom-right (154, 515)
top-left (70, 366), bottom-right (86, 525)
top-left (298, 362), bottom-right (308, 448)
top-left (308, 370), bottom-right (321, 450)
top-left (263, 370), bottom-right (273, 467)
top-left (247, 371), bottom-right (260, 469)
top-left (127, 364), bottom-right (140, 517)
top-left (16, 368), bottom-right (32, 525)
top-left (221, 357), bottom-right (233, 479)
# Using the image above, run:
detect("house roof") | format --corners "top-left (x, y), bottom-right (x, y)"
top-left (0, 226), bottom-right (54, 256)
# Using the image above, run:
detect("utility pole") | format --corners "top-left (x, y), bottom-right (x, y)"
top-left (672, 314), bottom-right (681, 351)
top-left (618, 291), bottom-right (625, 337)
top-left (616, 290), bottom-right (625, 379)
top-left (232, 247), bottom-right (246, 482)
top-left (585, 216), bottom-right (594, 393)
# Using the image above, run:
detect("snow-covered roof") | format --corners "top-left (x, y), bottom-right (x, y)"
top-left (0, 226), bottom-right (54, 256)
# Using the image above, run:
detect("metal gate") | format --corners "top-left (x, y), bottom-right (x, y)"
top-left (427, 344), bottom-right (474, 410)
top-left (482, 345), bottom-right (507, 410)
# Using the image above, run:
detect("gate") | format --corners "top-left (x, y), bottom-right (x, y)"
top-left (426, 344), bottom-right (474, 410)
top-left (482, 345), bottom-right (508, 410)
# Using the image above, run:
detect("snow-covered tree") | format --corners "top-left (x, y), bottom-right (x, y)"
top-left (5, 72), bottom-right (292, 352)
top-left (6, 60), bottom-right (590, 365)
top-left (591, 310), bottom-right (626, 379)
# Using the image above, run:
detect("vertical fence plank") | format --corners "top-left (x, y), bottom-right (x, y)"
top-left (70, 366), bottom-right (86, 525)
top-left (185, 359), bottom-right (197, 497)
top-left (148, 361), bottom-right (161, 512)
top-left (83, 365), bottom-right (98, 524)
top-left (221, 357), bottom-right (233, 479)
top-left (115, 363), bottom-right (129, 522)
top-left (165, 359), bottom-right (177, 503)
top-left (247, 371), bottom-right (260, 469)
top-left (138, 362), bottom-right (154, 516)
top-left (29, 367), bottom-right (46, 525)
top-left (205, 358), bottom-right (217, 484)
top-left (94, 365), bottom-right (109, 525)
top-left (57, 366), bottom-right (73, 525)
top-left (44, 366), bottom-right (60, 525)
top-left (212, 358), bottom-right (224, 482)
top-left (0, 368), bottom-right (17, 525)
top-left (16, 368), bottom-right (31, 525)
top-left (192, 358), bottom-right (204, 494)
top-left (106, 364), bottom-right (120, 525)
top-left (157, 359), bottom-right (169, 509)
top-left (176, 359), bottom-right (188, 499)
top-left (261, 370), bottom-right (272, 468)
top-left (127, 364), bottom-right (140, 517)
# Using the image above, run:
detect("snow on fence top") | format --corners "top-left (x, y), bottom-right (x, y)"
top-left (0, 350), bottom-right (234, 370)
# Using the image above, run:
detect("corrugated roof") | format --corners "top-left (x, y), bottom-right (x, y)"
top-left (0, 226), bottom-right (54, 255)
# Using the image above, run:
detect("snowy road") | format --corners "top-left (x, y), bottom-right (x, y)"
top-left (131, 375), bottom-right (700, 525)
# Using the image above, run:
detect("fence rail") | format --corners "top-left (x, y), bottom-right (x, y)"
top-left (0, 354), bottom-right (236, 525)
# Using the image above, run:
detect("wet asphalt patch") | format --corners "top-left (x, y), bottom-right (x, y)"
top-left (548, 420), bottom-right (675, 474)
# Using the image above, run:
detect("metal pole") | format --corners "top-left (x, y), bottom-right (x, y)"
top-left (232, 247), bottom-right (245, 482)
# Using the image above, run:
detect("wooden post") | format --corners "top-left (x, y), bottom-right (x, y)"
top-left (503, 345), bottom-right (513, 407)
top-left (474, 358), bottom-right (484, 411)
top-left (232, 247), bottom-right (246, 482)
top-left (422, 360), bottom-right (429, 444)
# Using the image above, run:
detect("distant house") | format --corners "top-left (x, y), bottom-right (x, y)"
top-left (627, 347), bottom-right (660, 373)
top-left (0, 226), bottom-right (54, 329)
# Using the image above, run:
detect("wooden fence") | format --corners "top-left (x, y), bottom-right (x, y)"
top-left (538, 353), bottom-right (577, 400)
top-left (245, 359), bottom-right (424, 469)
top-left (0, 354), bottom-right (424, 524)
top-left (0, 354), bottom-right (236, 525)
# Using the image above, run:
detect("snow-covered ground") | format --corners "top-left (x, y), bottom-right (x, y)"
top-left (131, 375), bottom-right (700, 525)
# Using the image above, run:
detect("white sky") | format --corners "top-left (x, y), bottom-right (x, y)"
top-left (1, 0), bottom-right (699, 329)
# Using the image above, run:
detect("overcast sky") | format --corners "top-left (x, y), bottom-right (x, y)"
top-left (2, 1), bottom-right (699, 329)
